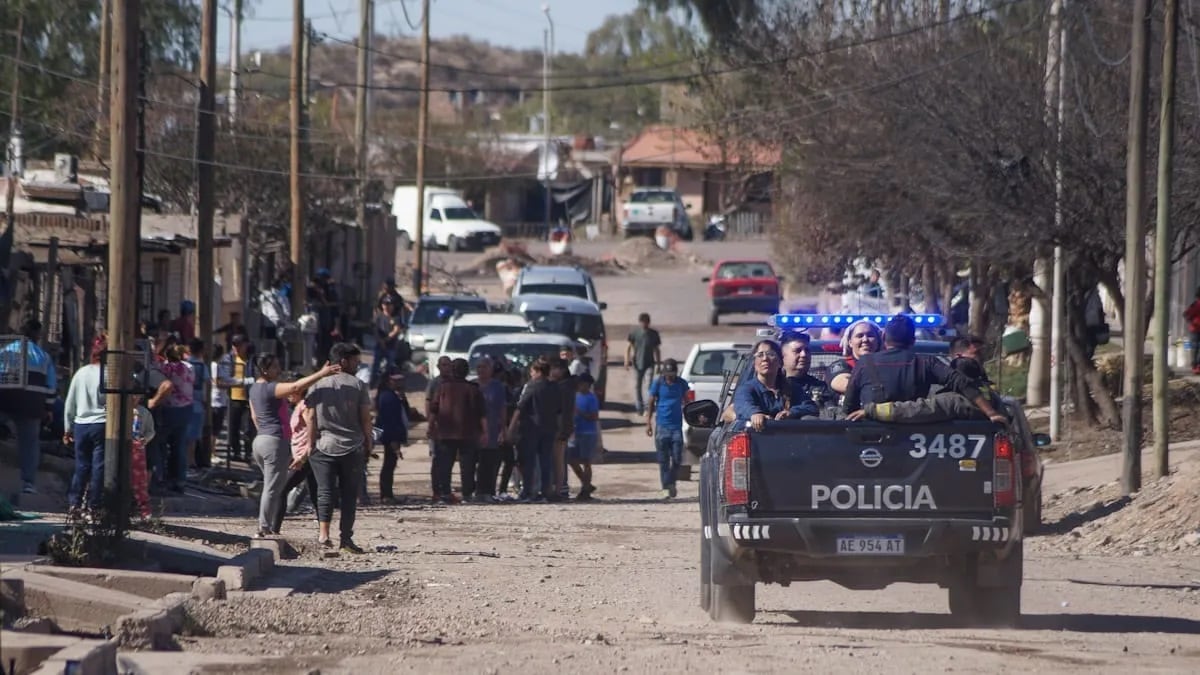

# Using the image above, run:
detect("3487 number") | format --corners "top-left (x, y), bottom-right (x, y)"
top-left (909, 433), bottom-right (988, 459)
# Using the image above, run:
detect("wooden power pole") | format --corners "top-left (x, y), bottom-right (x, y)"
top-left (103, 0), bottom-right (140, 531)
top-left (1152, 0), bottom-right (1181, 478)
top-left (5, 12), bottom-right (22, 224)
top-left (197, 0), bottom-right (216, 359)
top-left (1122, 0), bottom-right (1153, 496)
top-left (412, 0), bottom-right (430, 298)
top-left (289, 0), bottom-right (307, 331)
top-left (355, 0), bottom-right (372, 308)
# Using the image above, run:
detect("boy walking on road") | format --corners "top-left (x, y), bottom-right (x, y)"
top-left (625, 313), bottom-right (661, 415)
top-left (646, 359), bottom-right (689, 499)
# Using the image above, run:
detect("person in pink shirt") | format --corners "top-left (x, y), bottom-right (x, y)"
top-left (149, 344), bottom-right (196, 493)
top-left (271, 389), bottom-right (321, 534)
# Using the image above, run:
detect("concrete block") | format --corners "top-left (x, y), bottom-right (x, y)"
top-left (26, 565), bottom-right (198, 600)
top-left (31, 638), bottom-right (117, 675)
top-left (116, 652), bottom-right (263, 673)
top-left (1, 569), bottom-right (152, 635)
top-left (216, 564), bottom-right (247, 591)
top-left (250, 536), bottom-right (296, 560)
top-left (114, 608), bottom-right (175, 650)
top-left (0, 521), bottom-right (66, 557)
top-left (0, 630), bottom-right (81, 675)
top-left (1, 576), bottom-right (25, 617)
top-left (244, 547), bottom-right (275, 575)
top-left (190, 577), bottom-right (227, 601)
top-left (121, 531), bottom-right (234, 577)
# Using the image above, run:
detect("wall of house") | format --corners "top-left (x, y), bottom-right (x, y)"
top-left (673, 169), bottom-right (705, 217)
top-left (139, 253), bottom-right (184, 325)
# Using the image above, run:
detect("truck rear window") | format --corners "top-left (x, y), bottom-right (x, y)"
top-left (715, 262), bottom-right (774, 280)
top-left (518, 283), bottom-right (588, 299)
top-left (630, 191), bottom-right (676, 204)
top-left (690, 349), bottom-right (742, 377)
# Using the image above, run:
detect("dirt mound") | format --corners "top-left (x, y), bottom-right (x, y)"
top-left (602, 238), bottom-right (710, 271)
top-left (1035, 455), bottom-right (1200, 555)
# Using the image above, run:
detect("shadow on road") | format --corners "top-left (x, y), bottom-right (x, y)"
top-left (600, 418), bottom-right (638, 431)
top-left (1066, 578), bottom-right (1200, 592)
top-left (152, 522), bottom-right (251, 548)
top-left (775, 609), bottom-right (1200, 634)
top-left (599, 449), bottom-right (657, 464)
top-left (291, 567), bottom-right (393, 595)
top-left (1035, 496), bottom-right (1131, 536)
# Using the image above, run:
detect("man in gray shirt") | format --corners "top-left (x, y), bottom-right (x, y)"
top-left (303, 343), bottom-right (373, 553)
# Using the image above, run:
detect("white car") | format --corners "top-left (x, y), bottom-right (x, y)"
top-left (432, 312), bottom-right (533, 364)
top-left (510, 293), bottom-right (609, 404)
top-left (466, 332), bottom-right (579, 378)
top-left (680, 341), bottom-right (752, 464)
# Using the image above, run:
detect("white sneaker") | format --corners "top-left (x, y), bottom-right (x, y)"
top-left (21, 483), bottom-right (38, 495)
top-left (660, 489), bottom-right (672, 500)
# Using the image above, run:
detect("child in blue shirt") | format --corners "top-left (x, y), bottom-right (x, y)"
top-left (567, 374), bottom-right (600, 500)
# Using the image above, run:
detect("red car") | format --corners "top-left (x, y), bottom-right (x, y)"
top-left (702, 260), bottom-right (782, 325)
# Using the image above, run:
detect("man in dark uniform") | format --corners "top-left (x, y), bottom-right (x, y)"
top-left (780, 331), bottom-right (836, 410)
top-left (844, 316), bottom-right (1005, 424)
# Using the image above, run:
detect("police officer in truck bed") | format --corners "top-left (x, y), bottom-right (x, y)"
top-left (843, 315), bottom-right (1005, 424)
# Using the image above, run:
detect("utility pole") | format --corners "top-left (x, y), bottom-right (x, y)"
top-left (1152, 0), bottom-right (1181, 478)
top-left (1048, 0), bottom-right (1067, 441)
top-left (96, 0), bottom-right (112, 159)
top-left (542, 5), bottom-right (554, 237)
top-left (290, 0), bottom-right (307, 331)
top-left (412, 0), bottom-right (430, 298)
top-left (228, 0), bottom-right (242, 125)
top-left (5, 12), bottom-right (23, 224)
top-left (1122, 0), bottom-right (1152, 496)
top-left (198, 0), bottom-right (216, 359)
top-left (355, 0), bottom-right (372, 310)
top-left (104, 0), bottom-right (140, 532)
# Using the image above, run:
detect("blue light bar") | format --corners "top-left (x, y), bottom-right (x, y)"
top-left (769, 313), bottom-right (946, 328)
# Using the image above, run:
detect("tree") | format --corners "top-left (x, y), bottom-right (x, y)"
top-left (0, 0), bottom-right (202, 158)
top-left (655, 0), bottom-right (1200, 429)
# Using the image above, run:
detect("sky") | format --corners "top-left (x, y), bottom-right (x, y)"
top-left (229, 0), bottom-right (641, 57)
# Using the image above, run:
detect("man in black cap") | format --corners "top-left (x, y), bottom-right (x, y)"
top-left (844, 315), bottom-right (1005, 424)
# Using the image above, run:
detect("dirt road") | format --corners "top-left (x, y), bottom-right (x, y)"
top-left (170, 240), bottom-right (1200, 673)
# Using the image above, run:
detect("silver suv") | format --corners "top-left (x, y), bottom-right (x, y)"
top-left (511, 265), bottom-right (606, 309)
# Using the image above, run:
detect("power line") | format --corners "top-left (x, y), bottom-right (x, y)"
top-left (259, 0), bottom-right (1036, 94)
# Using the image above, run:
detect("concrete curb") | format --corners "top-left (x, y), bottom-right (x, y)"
top-left (113, 592), bottom-right (189, 650)
top-left (216, 547), bottom-right (277, 591)
top-left (30, 638), bottom-right (118, 675)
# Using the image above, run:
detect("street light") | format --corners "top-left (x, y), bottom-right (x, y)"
top-left (542, 3), bottom-right (554, 238)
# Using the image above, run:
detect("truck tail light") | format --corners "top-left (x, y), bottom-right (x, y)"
top-left (994, 433), bottom-right (1016, 508)
top-left (685, 388), bottom-right (696, 404)
top-left (723, 432), bottom-right (750, 507)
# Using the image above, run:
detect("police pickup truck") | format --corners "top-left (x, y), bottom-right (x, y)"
top-left (688, 313), bottom-right (1041, 626)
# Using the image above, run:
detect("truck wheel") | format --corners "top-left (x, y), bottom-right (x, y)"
top-left (700, 529), bottom-right (712, 612)
top-left (948, 548), bottom-right (1022, 627)
top-left (398, 231), bottom-right (412, 251)
top-left (710, 577), bottom-right (755, 624)
top-left (709, 309), bottom-right (719, 326)
top-left (446, 235), bottom-right (460, 252)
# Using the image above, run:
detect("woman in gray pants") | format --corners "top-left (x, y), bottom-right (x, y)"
top-left (248, 354), bottom-right (339, 537)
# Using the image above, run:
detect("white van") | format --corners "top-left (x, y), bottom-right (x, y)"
top-left (391, 185), bottom-right (503, 252)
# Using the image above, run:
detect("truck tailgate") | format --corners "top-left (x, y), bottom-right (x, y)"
top-left (748, 420), bottom-right (999, 517)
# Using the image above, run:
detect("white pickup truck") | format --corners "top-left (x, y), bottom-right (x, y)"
top-left (620, 187), bottom-right (693, 240)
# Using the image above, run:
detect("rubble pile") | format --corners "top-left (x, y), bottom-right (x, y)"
top-left (1039, 455), bottom-right (1200, 555)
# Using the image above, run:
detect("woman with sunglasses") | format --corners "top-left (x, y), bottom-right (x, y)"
top-left (732, 340), bottom-right (819, 431)
top-left (827, 319), bottom-right (883, 396)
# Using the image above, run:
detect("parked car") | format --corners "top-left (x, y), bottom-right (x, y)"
top-left (466, 333), bottom-right (579, 379)
top-left (406, 294), bottom-right (489, 354)
top-left (392, 185), bottom-right (503, 252)
top-left (680, 342), bottom-right (753, 463)
top-left (510, 293), bottom-right (608, 404)
top-left (620, 187), bottom-right (693, 240)
top-left (510, 265), bottom-right (606, 308)
top-left (432, 312), bottom-right (534, 364)
top-left (702, 260), bottom-right (782, 326)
